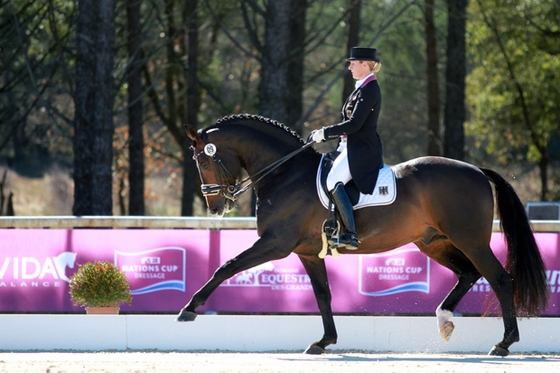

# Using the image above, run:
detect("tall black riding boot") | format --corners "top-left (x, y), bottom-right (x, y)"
top-left (330, 182), bottom-right (359, 249)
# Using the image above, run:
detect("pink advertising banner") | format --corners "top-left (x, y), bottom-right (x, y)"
top-left (0, 229), bottom-right (558, 315)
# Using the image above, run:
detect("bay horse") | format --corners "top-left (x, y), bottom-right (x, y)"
top-left (178, 114), bottom-right (549, 356)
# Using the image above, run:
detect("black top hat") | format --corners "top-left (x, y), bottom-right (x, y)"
top-left (346, 47), bottom-right (380, 62)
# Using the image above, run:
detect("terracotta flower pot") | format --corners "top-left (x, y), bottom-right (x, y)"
top-left (85, 306), bottom-right (120, 315)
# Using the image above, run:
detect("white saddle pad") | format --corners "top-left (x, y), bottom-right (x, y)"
top-left (316, 155), bottom-right (397, 211)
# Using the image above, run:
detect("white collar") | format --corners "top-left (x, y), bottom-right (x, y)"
top-left (355, 73), bottom-right (375, 89)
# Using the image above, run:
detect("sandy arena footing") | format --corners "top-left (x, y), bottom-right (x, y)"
top-left (1, 352), bottom-right (560, 373)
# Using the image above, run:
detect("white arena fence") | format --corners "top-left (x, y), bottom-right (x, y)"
top-left (0, 216), bottom-right (557, 231)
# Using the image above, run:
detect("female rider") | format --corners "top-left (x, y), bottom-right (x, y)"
top-left (310, 47), bottom-right (383, 249)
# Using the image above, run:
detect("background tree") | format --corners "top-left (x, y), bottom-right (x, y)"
top-left (424, 0), bottom-right (441, 156)
top-left (258, 1), bottom-right (291, 124)
top-left (287, 0), bottom-right (308, 127)
top-left (342, 0), bottom-right (361, 101)
top-left (142, 0), bottom-right (202, 216)
top-left (373, 0), bottom-right (429, 162)
top-left (1, 0), bottom-right (558, 218)
top-left (1, 0), bottom-right (74, 176)
top-left (127, 0), bottom-right (145, 215)
top-left (466, 0), bottom-right (560, 200)
top-left (181, 0), bottom-right (200, 216)
top-left (73, 0), bottom-right (117, 215)
top-left (443, 0), bottom-right (467, 161)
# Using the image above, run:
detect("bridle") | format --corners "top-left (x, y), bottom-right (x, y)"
top-left (192, 131), bottom-right (315, 204)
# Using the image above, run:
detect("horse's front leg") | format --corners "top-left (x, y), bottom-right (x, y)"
top-left (298, 256), bottom-right (337, 354)
top-left (177, 236), bottom-right (292, 322)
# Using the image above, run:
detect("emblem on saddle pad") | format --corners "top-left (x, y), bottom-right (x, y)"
top-left (379, 186), bottom-right (389, 196)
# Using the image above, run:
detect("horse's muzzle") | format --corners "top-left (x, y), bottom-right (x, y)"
top-left (207, 196), bottom-right (235, 217)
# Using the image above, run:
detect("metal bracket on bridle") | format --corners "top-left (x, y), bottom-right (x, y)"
top-left (204, 143), bottom-right (217, 156)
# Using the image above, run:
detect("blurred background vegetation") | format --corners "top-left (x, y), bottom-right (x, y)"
top-left (0, 0), bottom-right (558, 216)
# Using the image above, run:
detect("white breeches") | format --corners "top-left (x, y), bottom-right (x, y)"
top-left (326, 142), bottom-right (352, 191)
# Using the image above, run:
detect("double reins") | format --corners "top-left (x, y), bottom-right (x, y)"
top-left (194, 132), bottom-right (315, 203)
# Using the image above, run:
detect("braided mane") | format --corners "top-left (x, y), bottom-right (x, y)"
top-left (212, 114), bottom-right (306, 145)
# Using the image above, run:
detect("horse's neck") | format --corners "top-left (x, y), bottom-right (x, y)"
top-left (239, 140), bottom-right (318, 199)
top-left (243, 148), bottom-right (280, 175)
top-left (237, 134), bottom-right (299, 175)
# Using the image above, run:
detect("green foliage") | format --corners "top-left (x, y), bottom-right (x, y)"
top-left (68, 261), bottom-right (132, 308)
top-left (7, 0), bottom-right (557, 210)
top-left (0, 0), bottom-right (75, 173)
top-left (466, 0), bottom-right (560, 165)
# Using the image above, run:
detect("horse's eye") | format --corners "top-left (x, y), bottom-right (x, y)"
top-left (201, 162), bottom-right (211, 171)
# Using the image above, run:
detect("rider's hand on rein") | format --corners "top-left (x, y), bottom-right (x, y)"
top-left (309, 129), bottom-right (325, 143)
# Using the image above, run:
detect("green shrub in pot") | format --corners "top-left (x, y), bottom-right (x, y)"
top-left (68, 261), bottom-right (132, 309)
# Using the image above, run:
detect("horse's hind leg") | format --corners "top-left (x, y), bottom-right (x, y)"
top-left (298, 255), bottom-right (337, 354)
top-left (423, 240), bottom-right (519, 355)
top-left (463, 245), bottom-right (519, 356)
top-left (416, 240), bottom-right (481, 342)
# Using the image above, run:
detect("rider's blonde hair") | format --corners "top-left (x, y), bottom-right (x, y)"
top-left (367, 60), bottom-right (382, 73)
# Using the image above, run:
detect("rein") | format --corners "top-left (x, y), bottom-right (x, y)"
top-left (195, 133), bottom-right (315, 203)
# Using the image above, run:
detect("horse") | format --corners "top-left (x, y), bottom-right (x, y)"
top-left (178, 114), bottom-right (549, 357)
top-left (54, 252), bottom-right (77, 282)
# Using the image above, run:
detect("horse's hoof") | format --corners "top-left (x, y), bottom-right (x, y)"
top-left (176, 310), bottom-right (197, 322)
top-left (488, 345), bottom-right (510, 357)
top-left (304, 344), bottom-right (325, 355)
top-left (439, 321), bottom-right (455, 343)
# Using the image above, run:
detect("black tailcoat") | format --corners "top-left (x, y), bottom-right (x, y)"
top-left (323, 78), bottom-right (383, 194)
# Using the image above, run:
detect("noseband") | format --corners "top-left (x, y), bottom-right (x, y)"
top-left (193, 131), bottom-right (314, 204)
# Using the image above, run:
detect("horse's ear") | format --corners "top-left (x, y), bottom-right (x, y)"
top-left (184, 124), bottom-right (201, 143)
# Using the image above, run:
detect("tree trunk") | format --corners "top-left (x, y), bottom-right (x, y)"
top-left (539, 154), bottom-right (549, 201)
top-left (73, 0), bottom-right (95, 215)
top-left (287, 0), bottom-right (307, 132)
top-left (181, 0), bottom-right (199, 216)
top-left (425, 0), bottom-right (441, 156)
top-left (259, 1), bottom-right (291, 124)
top-left (91, 0), bottom-right (116, 215)
top-left (73, 0), bottom-right (116, 215)
top-left (343, 0), bottom-right (361, 101)
top-left (443, 0), bottom-right (468, 161)
top-left (287, 0), bottom-right (306, 130)
top-left (127, 0), bottom-right (145, 215)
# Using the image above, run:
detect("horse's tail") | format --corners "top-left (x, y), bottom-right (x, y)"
top-left (480, 167), bottom-right (549, 315)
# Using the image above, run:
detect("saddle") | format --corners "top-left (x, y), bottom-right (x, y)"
top-left (316, 151), bottom-right (397, 258)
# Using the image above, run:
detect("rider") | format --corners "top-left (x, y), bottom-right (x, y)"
top-left (310, 47), bottom-right (384, 249)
